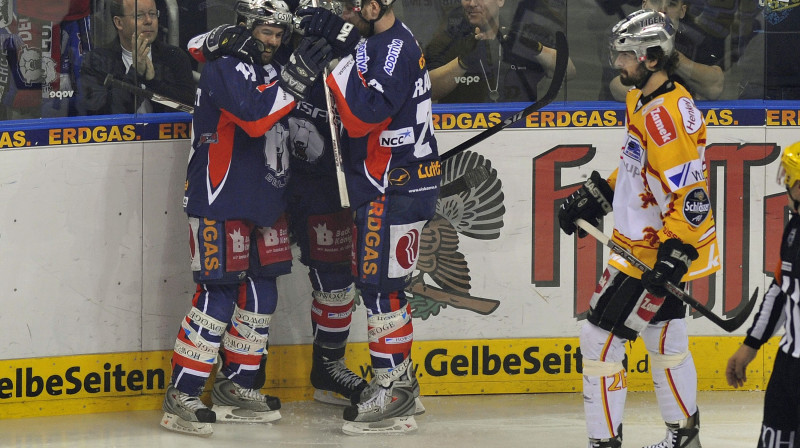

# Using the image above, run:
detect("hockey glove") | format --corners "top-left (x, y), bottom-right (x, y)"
top-left (641, 238), bottom-right (699, 298)
top-left (296, 6), bottom-right (360, 59)
top-left (279, 36), bottom-right (333, 100)
top-left (202, 24), bottom-right (265, 65)
top-left (558, 170), bottom-right (614, 237)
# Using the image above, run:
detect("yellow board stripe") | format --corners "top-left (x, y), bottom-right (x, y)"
top-left (0, 336), bottom-right (775, 419)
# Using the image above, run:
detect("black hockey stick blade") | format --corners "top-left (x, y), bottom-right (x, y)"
top-left (103, 74), bottom-right (195, 114)
top-left (439, 165), bottom-right (491, 198)
top-left (575, 218), bottom-right (758, 332)
top-left (442, 30), bottom-right (569, 161)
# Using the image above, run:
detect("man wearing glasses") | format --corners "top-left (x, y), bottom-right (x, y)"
top-left (78, 0), bottom-right (194, 115)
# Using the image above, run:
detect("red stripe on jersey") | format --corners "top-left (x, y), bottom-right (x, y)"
top-left (365, 127), bottom-right (392, 183)
top-left (219, 96), bottom-right (294, 138)
top-left (207, 115), bottom-right (235, 190)
top-left (326, 73), bottom-right (392, 138)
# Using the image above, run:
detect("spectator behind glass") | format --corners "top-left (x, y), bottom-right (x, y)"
top-left (77, 0), bottom-right (194, 115)
top-left (425, 0), bottom-right (575, 103)
top-left (738, 1), bottom-right (800, 100)
top-left (606, 0), bottom-right (725, 101)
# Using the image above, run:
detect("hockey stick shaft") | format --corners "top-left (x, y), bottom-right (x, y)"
top-left (575, 219), bottom-right (758, 332)
top-left (103, 74), bottom-right (195, 113)
top-left (441, 30), bottom-right (569, 161)
top-left (313, 0), bottom-right (350, 208)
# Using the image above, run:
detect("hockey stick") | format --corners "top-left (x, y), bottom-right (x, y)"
top-left (439, 165), bottom-right (491, 198)
top-left (312, 0), bottom-right (350, 208)
top-left (103, 74), bottom-right (195, 113)
top-left (575, 219), bottom-right (758, 332)
top-left (441, 30), bottom-right (569, 161)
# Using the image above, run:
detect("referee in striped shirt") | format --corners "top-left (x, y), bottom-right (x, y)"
top-left (727, 141), bottom-right (800, 448)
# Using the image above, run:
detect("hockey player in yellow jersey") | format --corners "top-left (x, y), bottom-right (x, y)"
top-left (558, 9), bottom-right (719, 448)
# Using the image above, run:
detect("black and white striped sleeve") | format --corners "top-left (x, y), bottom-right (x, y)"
top-left (744, 279), bottom-right (786, 349)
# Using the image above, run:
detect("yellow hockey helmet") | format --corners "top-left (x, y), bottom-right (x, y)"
top-left (779, 142), bottom-right (800, 188)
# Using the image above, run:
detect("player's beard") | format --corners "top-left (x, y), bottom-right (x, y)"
top-left (260, 45), bottom-right (278, 65)
top-left (619, 62), bottom-right (649, 88)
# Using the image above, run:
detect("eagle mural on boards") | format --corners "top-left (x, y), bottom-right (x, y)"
top-left (406, 150), bottom-right (506, 319)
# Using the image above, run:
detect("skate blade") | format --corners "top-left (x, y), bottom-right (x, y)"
top-left (160, 412), bottom-right (213, 437)
top-left (212, 405), bottom-right (281, 424)
top-left (313, 389), bottom-right (350, 406)
top-left (342, 415), bottom-right (418, 435)
top-left (413, 398), bottom-right (426, 415)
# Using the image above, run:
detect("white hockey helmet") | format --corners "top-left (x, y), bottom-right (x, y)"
top-left (608, 9), bottom-right (676, 63)
top-left (235, 0), bottom-right (295, 34)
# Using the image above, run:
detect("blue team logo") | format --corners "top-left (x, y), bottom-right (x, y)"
top-left (683, 187), bottom-right (711, 226)
top-left (622, 138), bottom-right (642, 163)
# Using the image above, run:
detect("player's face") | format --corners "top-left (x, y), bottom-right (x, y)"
top-left (614, 51), bottom-right (649, 87)
top-left (462, 0), bottom-right (504, 30)
top-left (251, 24), bottom-right (285, 64)
top-left (642, 0), bottom-right (686, 24)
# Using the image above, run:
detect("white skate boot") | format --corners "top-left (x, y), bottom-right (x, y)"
top-left (341, 380), bottom-right (418, 435)
top-left (160, 384), bottom-right (215, 437)
top-left (310, 344), bottom-right (367, 406)
top-left (351, 359), bottom-right (425, 415)
top-left (211, 377), bottom-right (281, 423)
top-left (643, 410), bottom-right (701, 448)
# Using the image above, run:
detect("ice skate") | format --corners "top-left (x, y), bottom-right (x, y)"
top-left (310, 344), bottom-right (367, 405)
top-left (588, 423), bottom-right (623, 447)
top-left (211, 377), bottom-right (281, 423)
top-left (160, 384), bottom-right (215, 437)
top-left (589, 437), bottom-right (622, 448)
top-left (341, 381), bottom-right (418, 435)
top-left (643, 410), bottom-right (701, 448)
top-left (352, 360), bottom-right (425, 415)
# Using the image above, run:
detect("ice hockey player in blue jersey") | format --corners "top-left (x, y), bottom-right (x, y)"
top-left (186, 0), bottom-right (369, 409)
top-left (299, 0), bottom-right (441, 434)
top-left (161, 0), bottom-right (333, 437)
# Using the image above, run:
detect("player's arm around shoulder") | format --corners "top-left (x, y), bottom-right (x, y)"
top-left (201, 57), bottom-right (294, 137)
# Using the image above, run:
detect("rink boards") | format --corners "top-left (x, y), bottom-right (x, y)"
top-left (0, 336), bottom-right (781, 418)
top-left (0, 101), bottom-right (795, 418)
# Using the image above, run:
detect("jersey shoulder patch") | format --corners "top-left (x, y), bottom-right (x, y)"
top-left (677, 96), bottom-right (703, 134)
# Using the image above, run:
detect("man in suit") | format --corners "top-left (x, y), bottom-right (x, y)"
top-left (78, 0), bottom-right (194, 115)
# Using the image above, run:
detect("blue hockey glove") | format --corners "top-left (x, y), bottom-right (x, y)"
top-left (202, 24), bottom-right (265, 65)
top-left (296, 6), bottom-right (360, 58)
top-left (279, 36), bottom-right (333, 100)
